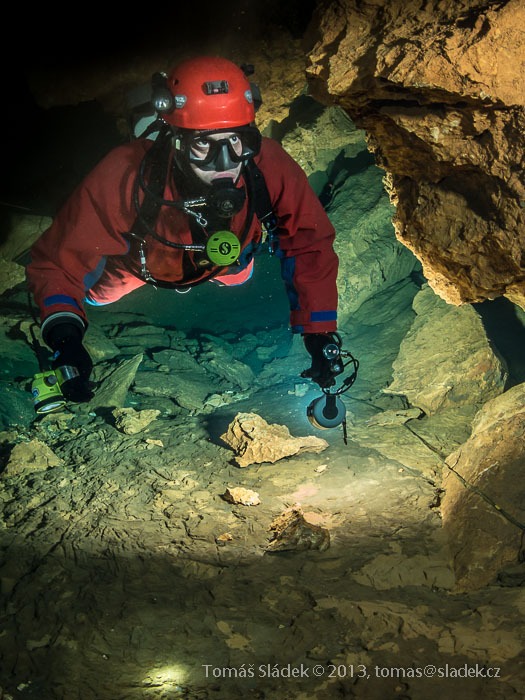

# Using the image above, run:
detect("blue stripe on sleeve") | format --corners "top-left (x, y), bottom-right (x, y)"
top-left (280, 256), bottom-right (299, 310)
top-left (311, 310), bottom-right (337, 322)
top-left (43, 295), bottom-right (81, 309)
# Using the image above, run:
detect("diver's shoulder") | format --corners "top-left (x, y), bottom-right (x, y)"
top-left (257, 136), bottom-right (301, 173)
top-left (86, 139), bottom-right (150, 177)
top-left (259, 136), bottom-right (287, 157)
top-left (104, 139), bottom-right (150, 162)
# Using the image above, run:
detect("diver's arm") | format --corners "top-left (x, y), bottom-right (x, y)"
top-left (255, 138), bottom-right (338, 335)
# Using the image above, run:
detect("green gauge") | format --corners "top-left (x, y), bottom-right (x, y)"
top-left (205, 230), bottom-right (241, 266)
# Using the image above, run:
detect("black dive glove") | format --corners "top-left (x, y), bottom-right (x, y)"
top-left (302, 333), bottom-right (344, 389)
top-left (46, 322), bottom-right (94, 403)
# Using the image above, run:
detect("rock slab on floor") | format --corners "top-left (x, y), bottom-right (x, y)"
top-left (220, 412), bottom-right (329, 467)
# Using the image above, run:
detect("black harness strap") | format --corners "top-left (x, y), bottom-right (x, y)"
top-left (245, 159), bottom-right (280, 254)
top-left (131, 123), bottom-right (173, 239)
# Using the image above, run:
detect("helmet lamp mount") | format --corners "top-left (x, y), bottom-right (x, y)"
top-left (203, 80), bottom-right (229, 95)
top-left (151, 72), bottom-right (175, 114)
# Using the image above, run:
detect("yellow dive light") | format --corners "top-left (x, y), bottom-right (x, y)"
top-left (31, 366), bottom-right (79, 414)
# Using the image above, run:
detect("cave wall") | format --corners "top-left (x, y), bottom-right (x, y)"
top-left (306, 0), bottom-right (525, 311)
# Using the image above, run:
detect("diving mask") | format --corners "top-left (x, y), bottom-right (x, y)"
top-left (175, 126), bottom-right (262, 172)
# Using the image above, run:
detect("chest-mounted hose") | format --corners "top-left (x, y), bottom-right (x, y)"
top-left (128, 124), bottom-right (259, 285)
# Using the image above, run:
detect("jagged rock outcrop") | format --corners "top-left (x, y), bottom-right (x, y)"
top-left (440, 382), bottom-right (525, 591)
top-left (384, 284), bottom-right (508, 414)
top-left (112, 407), bottom-right (161, 435)
top-left (268, 99), bottom-right (420, 322)
top-left (0, 259), bottom-right (25, 296)
top-left (220, 412), bottom-right (329, 467)
top-left (90, 354), bottom-right (144, 410)
top-left (0, 214), bottom-right (53, 294)
top-left (306, 0), bottom-right (525, 311)
top-left (0, 214), bottom-right (51, 262)
top-left (2, 439), bottom-right (63, 477)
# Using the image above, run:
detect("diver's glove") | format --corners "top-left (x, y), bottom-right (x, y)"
top-left (45, 322), bottom-right (94, 403)
top-left (301, 332), bottom-right (344, 389)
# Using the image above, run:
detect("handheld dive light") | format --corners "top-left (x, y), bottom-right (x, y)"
top-left (305, 338), bottom-right (359, 443)
top-left (307, 393), bottom-right (347, 430)
top-left (31, 365), bottom-right (79, 414)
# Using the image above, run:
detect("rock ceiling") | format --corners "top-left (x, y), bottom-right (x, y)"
top-left (307, 0), bottom-right (525, 311)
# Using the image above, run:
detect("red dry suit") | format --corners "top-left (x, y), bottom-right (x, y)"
top-left (27, 136), bottom-right (338, 335)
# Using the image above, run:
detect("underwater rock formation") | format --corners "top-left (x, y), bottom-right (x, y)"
top-left (266, 505), bottom-right (331, 552)
top-left (385, 284), bottom-right (508, 414)
top-left (220, 412), bottom-right (329, 467)
top-left (3, 439), bottom-right (63, 477)
top-left (441, 382), bottom-right (525, 591)
top-left (307, 0), bottom-right (525, 310)
top-left (112, 407), bottom-right (161, 435)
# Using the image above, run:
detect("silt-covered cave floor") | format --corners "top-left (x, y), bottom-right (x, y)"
top-left (0, 313), bottom-right (524, 699)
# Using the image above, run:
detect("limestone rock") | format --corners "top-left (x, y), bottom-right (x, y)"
top-left (384, 285), bottom-right (508, 414)
top-left (0, 382), bottom-right (36, 431)
top-left (348, 278), bottom-right (421, 398)
top-left (352, 551), bottom-right (455, 591)
top-left (0, 258), bottom-right (25, 295)
top-left (266, 505), bottom-right (330, 552)
top-left (307, 0), bottom-right (525, 310)
top-left (281, 102), bottom-right (365, 177)
top-left (222, 487), bottom-right (261, 507)
top-left (3, 440), bottom-right (63, 477)
top-left (331, 158), bottom-right (419, 322)
top-left (220, 412), bottom-right (329, 468)
top-left (199, 343), bottom-right (255, 391)
top-left (112, 407), bottom-right (160, 434)
top-left (90, 354), bottom-right (143, 409)
top-left (133, 371), bottom-right (212, 411)
top-left (440, 383), bottom-right (525, 591)
top-left (366, 407), bottom-right (423, 427)
top-left (0, 213), bottom-right (52, 262)
top-left (83, 325), bottom-right (121, 362)
top-left (111, 325), bottom-right (173, 351)
top-left (138, 347), bottom-right (243, 410)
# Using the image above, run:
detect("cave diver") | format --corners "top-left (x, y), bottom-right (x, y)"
top-left (26, 55), bottom-right (358, 428)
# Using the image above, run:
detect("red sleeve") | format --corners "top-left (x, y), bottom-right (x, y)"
top-left (254, 138), bottom-right (338, 334)
top-left (26, 141), bottom-right (147, 325)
